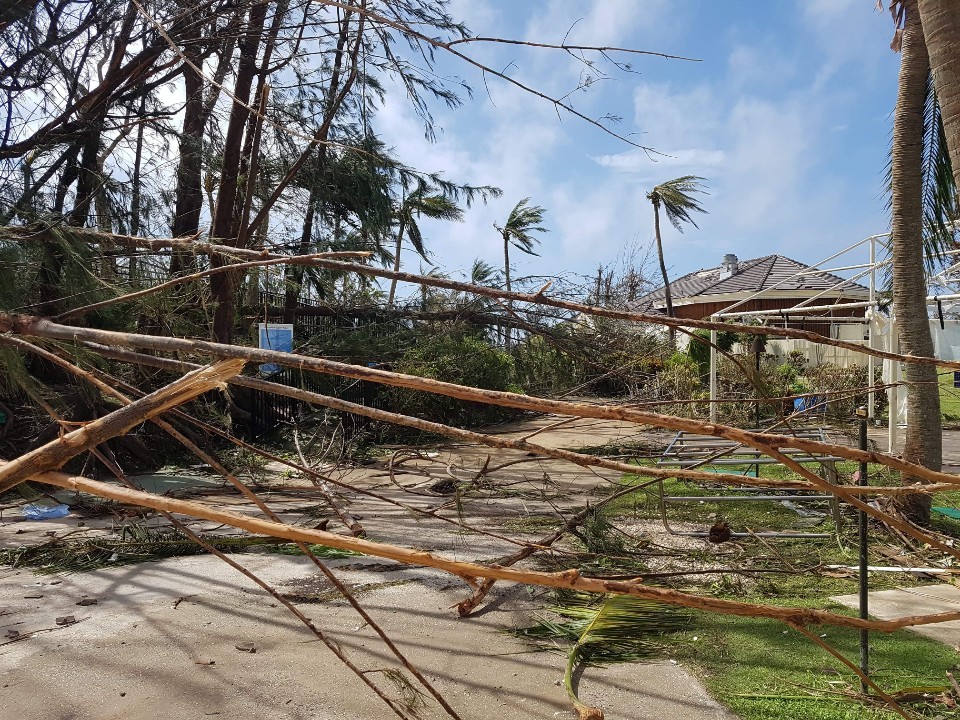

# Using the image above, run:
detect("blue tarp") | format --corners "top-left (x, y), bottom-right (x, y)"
top-left (793, 395), bottom-right (827, 414)
top-left (258, 323), bottom-right (293, 374)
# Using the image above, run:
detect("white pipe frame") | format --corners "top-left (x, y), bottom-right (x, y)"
top-left (708, 233), bottom-right (889, 426)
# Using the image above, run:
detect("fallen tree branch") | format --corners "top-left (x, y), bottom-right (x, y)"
top-left (456, 503), bottom-right (594, 617)
top-left (2, 226), bottom-right (949, 368)
top-left (0, 358), bottom-right (244, 494)
top-left (24, 466), bottom-right (960, 634)
top-left (5, 314), bottom-right (953, 489)
top-left (75, 341), bottom-right (959, 496)
top-left (3, 336), bottom-right (460, 719)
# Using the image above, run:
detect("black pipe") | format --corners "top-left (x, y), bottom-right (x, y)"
top-left (857, 405), bottom-right (869, 693)
top-left (755, 350), bottom-right (761, 429)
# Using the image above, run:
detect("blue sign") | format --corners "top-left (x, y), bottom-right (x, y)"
top-left (258, 323), bottom-right (294, 375)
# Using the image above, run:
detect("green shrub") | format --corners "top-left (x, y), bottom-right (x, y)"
top-left (514, 334), bottom-right (579, 395)
top-left (655, 355), bottom-right (702, 417)
top-left (686, 329), bottom-right (737, 376)
top-left (385, 332), bottom-right (521, 427)
top-left (805, 363), bottom-right (872, 418)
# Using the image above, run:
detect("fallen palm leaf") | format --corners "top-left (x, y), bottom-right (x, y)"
top-left (513, 591), bottom-right (690, 719)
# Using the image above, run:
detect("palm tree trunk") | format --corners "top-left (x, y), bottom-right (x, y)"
top-left (917, 2), bottom-right (960, 191)
top-left (387, 215), bottom-right (407, 306)
top-left (892, 0), bottom-right (941, 525)
top-left (652, 199), bottom-right (676, 347)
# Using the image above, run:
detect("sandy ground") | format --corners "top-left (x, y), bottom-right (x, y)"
top-left (0, 416), bottom-right (736, 720)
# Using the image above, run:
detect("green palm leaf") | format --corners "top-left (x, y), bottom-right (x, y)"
top-left (514, 591), bottom-right (690, 719)
top-left (646, 175), bottom-right (709, 233)
top-left (496, 197), bottom-right (549, 255)
top-left (402, 191), bottom-right (465, 259)
top-left (469, 258), bottom-right (500, 286)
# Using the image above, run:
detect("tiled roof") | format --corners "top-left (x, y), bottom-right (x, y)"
top-left (630, 254), bottom-right (870, 313)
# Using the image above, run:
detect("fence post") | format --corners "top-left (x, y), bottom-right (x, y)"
top-left (856, 404), bottom-right (869, 694)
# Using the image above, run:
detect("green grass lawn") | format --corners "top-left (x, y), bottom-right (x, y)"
top-left (939, 371), bottom-right (960, 422)
top-left (671, 605), bottom-right (959, 720)
top-left (593, 462), bottom-right (960, 718)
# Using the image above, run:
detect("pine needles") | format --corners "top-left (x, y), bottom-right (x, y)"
top-left (0, 525), bottom-right (356, 574)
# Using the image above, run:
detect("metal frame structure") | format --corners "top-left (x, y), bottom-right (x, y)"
top-left (707, 233), bottom-right (887, 424)
top-left (655, 427), bottom-right (844, 539)
top-left (684, 228), bottom-right (960, 453)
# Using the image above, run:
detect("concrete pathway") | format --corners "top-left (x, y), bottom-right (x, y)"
top-left (0, 416), bottom-right (735, 720)
top-left (867, 426), bottom-right (960, 471)
top-left (0, 555), bottom-right (734, 720)
top-left (831, 584), bottom-right (960, 647)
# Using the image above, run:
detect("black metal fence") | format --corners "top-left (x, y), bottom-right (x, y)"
top-left (241, 367), bottom-right (385, 440)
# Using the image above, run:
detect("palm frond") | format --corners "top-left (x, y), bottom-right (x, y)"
top-left (406, 217), bottom-right (428, 259)
top-left (882, 73), bottom-right (958, 289)
top-left (647, 176), bottom-right (709, 233)
top-left (513, 591), bottom-right (690, 719)
top-left (411, 193), bottom-right (464, 222)
top-left (469, 258), bottom-right (500, 286)
top-left (919, 77), bottom-right (958, 272)
top-left (498, 197), bottom-right (549, 254)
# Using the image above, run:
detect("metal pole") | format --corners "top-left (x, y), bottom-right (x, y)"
top-left (868, 236), bottom-right (876, 423)
top-left (888, 322), bottom-right (899, 453)
top-left (709, 323), bottom-right (718, 423)
top-left (857, 405), bottom-right (869, 694)
top-left (755, 349), bottom-right (761, 429)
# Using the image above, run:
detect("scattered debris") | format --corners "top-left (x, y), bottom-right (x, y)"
top-left (21, 503), bottom-right (70, 521)
top-left (707, 520), bottom-right (732, 544)
top-left (235, 642), bottom-right (256, 653)
top-left (55, 616), bottom-right (76, 626)
top-left (76, 598), bottom-right (98, 606)
top-left (429, 478), bottom-right (458, 495)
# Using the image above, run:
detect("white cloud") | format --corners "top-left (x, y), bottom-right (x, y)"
top-left (368, 1), bottom-right (896, 295)
top-left (524, 0), bottom-right (665, 47)
top-left (594, 148), bottom-right (725, 173)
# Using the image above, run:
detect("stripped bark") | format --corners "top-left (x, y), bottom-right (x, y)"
top-left (9, 339), bottom-right (460, 720)
top-left (9, 323), bottom-right (953, 560)
top-left (5, 313), bottom-right (960, 490)
top-left (23, 467), bottom-right (960, 634)
top-left (65, 339), bottom-right (877, 494)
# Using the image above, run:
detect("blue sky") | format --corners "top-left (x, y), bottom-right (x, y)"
top-left (374, 0), bottom-right (899, 296)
